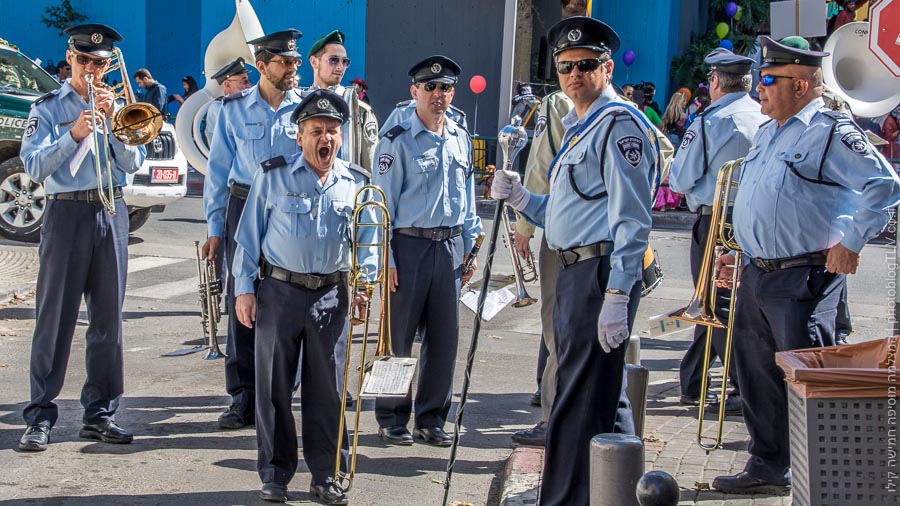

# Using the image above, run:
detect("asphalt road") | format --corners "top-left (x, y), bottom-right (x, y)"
top-left (0, 195), bottom-right (896, 505)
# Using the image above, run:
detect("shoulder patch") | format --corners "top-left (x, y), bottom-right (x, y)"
top-left (680, 130), bottom-right (696, 150)
top-left (384, 125), bottom-right (407, 142)
top-left (33, 90), bottom-right (57, 107)
top-left (616, 135), bottom-right (644, 168)
top-left (24, 117), bottom-right (39, 137)
top-left (533, 113), bottom-right (547, 139)
top-left (223, 90), bottom-right (249, 104)
top-left (840, 131), bottom-right (868, 155)
top-left (348, 162), bottom-right (371, 181)
top-left (364, 120), bottom-right (378, 143)
top-left (377, 153), bottom-right (395, 175)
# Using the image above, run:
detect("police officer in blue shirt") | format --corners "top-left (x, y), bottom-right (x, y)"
top-left (492, 17), bottom-right (656, 505)
top-left (712, 36), bottom-right (900, 495)
top-left (232, 89), bottom-right (374, 505)
top-left (18, 23), bottom-right (146, 452)
top-left (372, 55), bottom-right (482, 447)
top-left (204, 57), bottom-right (253, 149)
top-left (202, 29), bottom-right (305, 430)
top-left (669, 48), bottom-right (767, 415)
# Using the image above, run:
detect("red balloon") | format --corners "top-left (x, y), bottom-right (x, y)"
top-left (469, 75), bottom-right (486, 95)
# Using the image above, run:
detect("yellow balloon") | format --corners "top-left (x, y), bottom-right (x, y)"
top-left (716, 22), bottom-right (729, 39)
top-left (734, 6), bottom-right (743, 21)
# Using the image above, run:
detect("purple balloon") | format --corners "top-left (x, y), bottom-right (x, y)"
top-left (726, 1), bottom-right (738, 18)
top-left (623, 50), bottom-right (636, 67)
top-left (719, 39), bottom-right (733, 51)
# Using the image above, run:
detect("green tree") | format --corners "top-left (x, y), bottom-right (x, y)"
top-left (671, 0), bottom-right (770, 90)
top-left (41, 0), bottom-right (87, 38)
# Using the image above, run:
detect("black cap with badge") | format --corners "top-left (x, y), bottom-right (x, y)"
top-left (408, 55), bottom-right (461, 84)
top-left (211, 57), bottom-right (250, 84)
top-left (704, 48), bottom-right (755, 75)
top-left (757, 35), bottom-right (829, 69)
top-left (547, 16), bottom-right (620, 56)
top-left (291, 88), bottom-right (349, 125)
top-left (247, 29), bottom-right (303, 58)
top-left (64, 23), bottom-right (123, 58)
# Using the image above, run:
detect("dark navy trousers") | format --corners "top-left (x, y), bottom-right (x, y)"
top-left (224, 193), bottom-right (256, 416)
top-left (732, 263), bottom-right (843, 483)
top-left (375, 233), bottom-right (462, 430)
top-left (680, 214), bottom-right (741, 398)
top-left (540, 255), bottom-right (641, 506)
top-left (24, 197), bottom-right (128, 427)
top-left (254, 275), bottom-right (349, 487)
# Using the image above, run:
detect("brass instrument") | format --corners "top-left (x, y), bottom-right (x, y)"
top-left (499, 190), bottom-right (537, 308)
top-left (334, 185), bottom-right (396, 492)
top-left (84, 74), bottom-right (119, 215)
top-left (667, 158), bottom-right (743, 452)
top-left (194, 241), bottom-right (225, 360)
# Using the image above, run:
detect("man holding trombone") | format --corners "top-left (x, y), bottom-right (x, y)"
top-left (232, 89), bottom-right (375, 505)
top-left (18, 23), bottom-right (145, 452)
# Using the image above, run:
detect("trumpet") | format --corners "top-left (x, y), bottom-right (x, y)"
top-left (499, 207), bottom-right (537, 307)
top-left (667, 158), bottom-right (743, 452)
top-left (194, 241), bottom-right (225, 360)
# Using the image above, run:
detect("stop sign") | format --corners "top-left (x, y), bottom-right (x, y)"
top-left (869, 0), bottom-right (900, 77)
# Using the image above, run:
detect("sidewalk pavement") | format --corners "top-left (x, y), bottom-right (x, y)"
top-left (0, 242), bottom-right (38, 304)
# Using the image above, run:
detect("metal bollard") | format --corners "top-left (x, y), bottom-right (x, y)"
top-left (626, 334), bottom-right (641, 365)
top-left (625, 364), bottom-right (650, 438)
top-left (589, 433), bottom-right (644, 506)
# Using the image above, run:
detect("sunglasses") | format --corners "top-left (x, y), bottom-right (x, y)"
top-left (422, 82), bottom-right (454, 93)
top-left (555, 58), bottom-right (604, 75)
top-left (270, 57), bottom-right (301, 68)
top-left (74, 53), bottom-right (110, 67)
top-left (760, 74), bottom-right (803, 86)
top-left (324, 56), bottom-right (351, 68)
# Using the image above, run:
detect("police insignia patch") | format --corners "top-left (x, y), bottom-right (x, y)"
top-left (24, 117), bottom-right (38, 137)
top-left (431, 63), bottom-right (442, 74)
top-left (680, 130), bottom-right (696, 150)
top-left (91, 33), bottom-right (103, 44)
top-left (378, 154), bottom-right (394, 175)
top-left (317, 99), bottom-right (330, 110)
top-left (287, 39), bottom-right (296, 51)
top-left (840, 131), bottom-right (867, 155)
top-left (365, 121), bottom-right (378, 143)
top-left (568, 29), bottom-right (581, 42)
top-left (534, 115), bottom-right (547, 139)
top-left (616, 136), bottom-right (643, 168)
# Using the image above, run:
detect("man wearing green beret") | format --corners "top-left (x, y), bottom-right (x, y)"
top-left (306, 30), bottom-right (379, 173)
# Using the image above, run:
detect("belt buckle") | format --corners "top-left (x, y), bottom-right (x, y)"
top-left (757, 258), bottom-right (774, 272)
top-left (304, 275), bottom-right (323, 290)
top-left (430, 229), bottom-right (443, 241)
top-left (558, 249), bottom-right (579, 267)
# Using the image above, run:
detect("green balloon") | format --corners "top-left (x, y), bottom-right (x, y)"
top-left (716, 22), bottom-right (729, 39)
top-left (734, 6), bottom-right (743, 21)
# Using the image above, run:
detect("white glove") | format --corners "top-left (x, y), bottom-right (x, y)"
top-left (491, 169), bottom-right (530, 210)
top-left (598, 293), bottom-right (630, 354)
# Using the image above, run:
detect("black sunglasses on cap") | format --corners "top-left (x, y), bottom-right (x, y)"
top-left (421, 82), bottom-right (453, 93)
top-left (555, 58), bottom-right (604, 75)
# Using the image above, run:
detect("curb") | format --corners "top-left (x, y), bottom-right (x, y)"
top-left (0, 284), bottom-right (34, 305)
top-left (499, 446), bottom-right (543, 506)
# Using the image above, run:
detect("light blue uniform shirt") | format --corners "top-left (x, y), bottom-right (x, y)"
top-left (232, 155), bottom-right (378, 296)
top-left (372, 109), bottom-right (482, 266)
top-left (203, 98), bottom-right (223, 149)
top-left (21, 82), bottom-right (145, 192)
top-left (669, 91), bottom-right (766, 211)
top-left (733, 97), bottom-right (900, 259)
top-left (520, 86), bottom-right (654, 292)
top-left (204, 86), bottom-right (303, 238)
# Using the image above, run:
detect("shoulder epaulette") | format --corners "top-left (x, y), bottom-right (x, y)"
top-left (223, 89), bottom-right (249, 104)
top-left (384, 124), bottom-right (407, 141)
top-left (213, 95), bottom-right (224, 103)
top-left (449, 104), bottom-right (467, 120)
top-left (348, 163), bottom-right (371, 181)
top-left (395, 99), bottom-right (413, 108)
top-left (260, 155), bottom-right (288, 172)
top-left (33, 90), bottom-right (58, 107)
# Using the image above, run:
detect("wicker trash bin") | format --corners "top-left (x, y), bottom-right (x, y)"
top-left (776, 337), bottom-right (899, 506)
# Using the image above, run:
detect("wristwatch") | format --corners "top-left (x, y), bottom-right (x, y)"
top-left (605, 288), bottom-right (626, 295)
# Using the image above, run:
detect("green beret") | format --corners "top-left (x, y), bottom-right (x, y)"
top-left (308, 30), bottom-right (345, 59)
top-left (778, 36), bottom-right (810, 51)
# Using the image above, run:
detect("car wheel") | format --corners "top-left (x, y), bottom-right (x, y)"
top-left (128, 207), bottom-right (152, 233)
top-left (0, 157), bottom-right (45, 243)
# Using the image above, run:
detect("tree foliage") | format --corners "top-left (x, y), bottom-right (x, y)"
top-left (41, 0), bottom-right (87, 38)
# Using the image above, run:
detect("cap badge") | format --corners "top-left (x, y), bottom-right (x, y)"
top-left (91, 33), bottom-right (103, 44)
top-left (568, 29), bottom-right (582, 42)
top-left (317, 98), bottom-right (330, 110)
top-left (287, 39), bottom-right (296, 51)
top-left (762, 46), bottom-right (768, 58)
top-left (431, 63), bottom-right (442, 74)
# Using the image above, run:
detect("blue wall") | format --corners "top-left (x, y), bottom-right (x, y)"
top-left (0, 0), bottom-right (366, 115)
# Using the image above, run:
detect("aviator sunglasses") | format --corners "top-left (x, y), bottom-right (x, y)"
top-left (555, 57), bottom-right (604, 75)
top-left (74, 53), bottom-right (110, 67)
top-left (324, 56), bottom-right (351, 68)
top-left (422, 82), bottom-right (454, 93)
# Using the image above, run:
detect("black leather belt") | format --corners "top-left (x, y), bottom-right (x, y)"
top-left (750, 251), bottom-right (828, 273)
top-left (49, 187), bottom-right (123, 202)
top-left (262, 261), bottom-right (344, 290)
top-left (556, 241), bottom-right (613, 268)
top-left (395, 226), bottom-right (463, 241)
top-left (230, 183), bottom-right (250, 200)
top-left (698, 205), bottom-right (714, 216)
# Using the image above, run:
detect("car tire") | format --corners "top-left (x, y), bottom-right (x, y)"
top-left (128, 207), bottom-right (152, 233)
top-left (0, 157), bottom-right (45, 243)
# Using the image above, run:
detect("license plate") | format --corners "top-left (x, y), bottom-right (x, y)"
top-left (151, 167), bottom-right (179, 183)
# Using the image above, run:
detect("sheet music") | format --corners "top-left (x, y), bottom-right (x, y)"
top-left (359, 357), bottom-right (417, 398)
top-left (69, 137), bottom-right (93, 177)
top-left (460, 287), bottom-right (515, 321)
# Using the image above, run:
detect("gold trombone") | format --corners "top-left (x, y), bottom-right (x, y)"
top-left (668, 158), bottom-right (743, 452)
top-left (193, 241), bottom-right (225, 360)
top-left (334, 185), bottom-right (395, 492)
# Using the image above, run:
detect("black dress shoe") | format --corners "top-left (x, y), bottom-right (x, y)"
top-left (511, 421), bottom-right (546, 447)
top-left (260, 482), bottom-right (288, 503)
top-left (707, 396), bottom-right (743, 416)
top-left (679, 392), bottom-right (718, 406)
top-left (378, 425), bottom-right (413, 446)
top-left (413, 426), bottom-right (453, 447)
top-left (218, 404), bottom-right (253, 430)
top-left (79, 421), bottom-right (133, 444)
top-left (712, 471), bottom-right (791, 495)
top-left (18, 424), bottom-right (51, 451)
top-left (309, 482), bottom-right (349, 505)
top-left (529, 389), bottom-right (542, 407)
